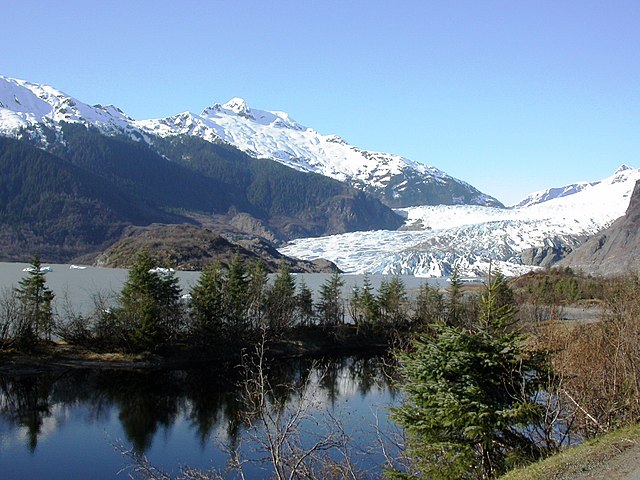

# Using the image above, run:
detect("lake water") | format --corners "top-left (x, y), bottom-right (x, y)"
top-left (0, 263), bottom-right (409, 479)
top-left (0, 262), bottom-right (443, 314)
top-left (0, 355), bottom-right (400, 479)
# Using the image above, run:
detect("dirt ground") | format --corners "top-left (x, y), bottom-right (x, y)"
top-left (562, 440), bottom-right (640, 480)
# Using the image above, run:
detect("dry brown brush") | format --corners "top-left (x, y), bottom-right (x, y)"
top-left (536, 274), bottom-right (640, 438)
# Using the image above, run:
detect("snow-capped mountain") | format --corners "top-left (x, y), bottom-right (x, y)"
top-left (279, 166), bottom-right (640, 277)
top-left (137, 98), bottom-right (502, 208)
top-left (512, 178), bottom-right (605, 208)
top-left (0, 75), bottom-right (138, 142)
top-left (0, 75), bottom-right (501, 208)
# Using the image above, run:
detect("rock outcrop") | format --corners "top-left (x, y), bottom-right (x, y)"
top-left (560, 180), bottom-right (640, 275)
top-left (91, 224), bottom-right (339, 273)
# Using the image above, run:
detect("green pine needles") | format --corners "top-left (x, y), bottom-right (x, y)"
top-left (391, 270), bottom-right (547, 479)
top-left (15, 254), bottom-right (55, 347)
top-left (119, 251), bottom-right (182, 350)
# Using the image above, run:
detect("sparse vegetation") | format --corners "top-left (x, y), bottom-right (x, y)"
top-left (512, 267), bottom-right (605, 306)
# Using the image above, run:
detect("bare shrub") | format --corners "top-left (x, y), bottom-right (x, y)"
top-left (539, 274), bottom-right (640, 438)
top-left (518, 302), bottom-right (564, 324)
top-left (232, 337), bottom-right (362, 480)
top-left (0, 287), bottom-right (23, 349)
top-left (56, 291), bottom-right (94, 346)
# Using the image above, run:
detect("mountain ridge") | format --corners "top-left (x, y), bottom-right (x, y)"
top-left (558, 179), bottom-right (640, 275)
top-left (513, 165), bottom-right (635, 208)
top-left (0, 74), bottom-right (502, 208)
top-left (0, 124), bottom-right (402, 263)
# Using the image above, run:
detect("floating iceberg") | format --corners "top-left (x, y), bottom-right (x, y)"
top-left (22, 266), bottom-right (53, 273)
top-left (149, 267), bottom-right (176, 274)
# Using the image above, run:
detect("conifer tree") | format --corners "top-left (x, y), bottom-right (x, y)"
top-left (317, 272), bottom-right (344, 326)
top-left (377, 276), bottom-right (407, 325)
top-left (391, 271), bottom-right (546, 479)
top-left (15, 254), bottom-right (55, 346)
top-left (446, 265), bottom-right (465, 326)
top-left (296, 279), bottom-right (314, 327)
top-left (413, 282), bottom-right (444, 325)
top-left (120, 252), bottom-right (182, 350)
top-left (246, 260), bottom-right (268, 329)
top-left (356, 274), bottom-right (378, 329)
top-left (265, 264), bottom-right (297, 334)
top-left (190, 261), bottom-right (224, 342)
top-left (223, 253), bottom-right (249, 335)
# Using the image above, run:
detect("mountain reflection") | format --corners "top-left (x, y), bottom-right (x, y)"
top-left (0, 354), bottom-right (395, 454)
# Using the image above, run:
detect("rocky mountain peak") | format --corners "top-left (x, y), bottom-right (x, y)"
top-left (615, 164), bottom-right (633, 174)
top-left (222, 97), bottom-right (252, 117)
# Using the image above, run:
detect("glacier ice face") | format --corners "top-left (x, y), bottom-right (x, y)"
top-left (280, 166), bottom-right (640, 277)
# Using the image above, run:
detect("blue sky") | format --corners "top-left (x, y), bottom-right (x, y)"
top-left (3, 1), bottom-right (639, 205)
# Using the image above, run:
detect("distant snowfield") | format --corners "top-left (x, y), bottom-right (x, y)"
top-left (280, 166), bottom-right (640, 277)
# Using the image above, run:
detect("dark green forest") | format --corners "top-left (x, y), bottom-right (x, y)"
top-left (0, 126), bottom-right (401, 262)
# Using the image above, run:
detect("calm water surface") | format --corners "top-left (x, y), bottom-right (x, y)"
top-left (0, 356), bottom-right (399, 479)
top-left (0, 262), bottom-right (409, 479)
top-left (0, 262), bottom-right (442, 313)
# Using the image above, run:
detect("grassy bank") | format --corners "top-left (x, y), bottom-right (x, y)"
top-left (500, 423), bottom-right (640, 480)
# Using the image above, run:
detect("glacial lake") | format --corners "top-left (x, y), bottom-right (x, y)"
top-left (0, 263), bottom-right (417, 479)
top-left (0, 262), bottom-right (444, 314)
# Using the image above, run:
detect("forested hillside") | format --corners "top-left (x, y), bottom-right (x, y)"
top-left (154, 135), bottom-right (403, 235)
top-left (0, 136), bottom-right (183, 260)
top-left (0, 125), bottom-right (402, 263)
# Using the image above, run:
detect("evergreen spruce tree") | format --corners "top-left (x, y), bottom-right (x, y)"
top-left (350, 281), bottom-right (377, 332)
top-left (357, 274), bottom-right (379, 329)
top-left (190, 262), bottom-right (224, 343)
top-left (377, 276), bottom-right (407, 326)
top-left (120, 252), bottom-right (182, 351)
top-left (349, 285), bottom-right (361, 326)
top-left (317, 272), bottom-right (344, 327)
top-left (246, 260), bottom-right (268, 330)
top-left (391, 271), bottom-right (546, 479)
top-left (296, 279), bottom-right (314, 327)
top-left (413, 282), bottom-right (444, 325)
top-left (446, 265), bottom-right (465, 326)
top-left (15, 254), bottom-right (55, 346)
top-left (223, 253), bottom-right (249, 336)
top-left (265, 264), bottom-right (297, 334)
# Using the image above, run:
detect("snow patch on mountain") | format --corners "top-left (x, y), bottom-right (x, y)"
top-left (136, 97), bottom-right (502, 207)
top-left (513, 165), bottom-right (636, 208)
top-left (0, 75), bottom-right (501, 208)
top-left (0, 75), bottom-right (135, 141)
top-left (138, 98), bottom-right (448, 184)
top-left (280, 166), bottom-right (640, 277)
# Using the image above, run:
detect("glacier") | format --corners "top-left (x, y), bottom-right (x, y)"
top-left (2, 73), bottom-right (637, 279)
top-left (279, 166), bottom-right (640, 277)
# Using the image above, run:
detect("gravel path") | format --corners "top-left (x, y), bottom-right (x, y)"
top-left (548, 437), bottom-right (640, 480)
top-left (567, 440), bottom-right (640, 479)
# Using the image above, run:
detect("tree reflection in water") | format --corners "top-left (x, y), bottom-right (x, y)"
top-left (0, 354), bottom-right (396, 463)
top-left (0, 375), bottom-right (54, 452)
